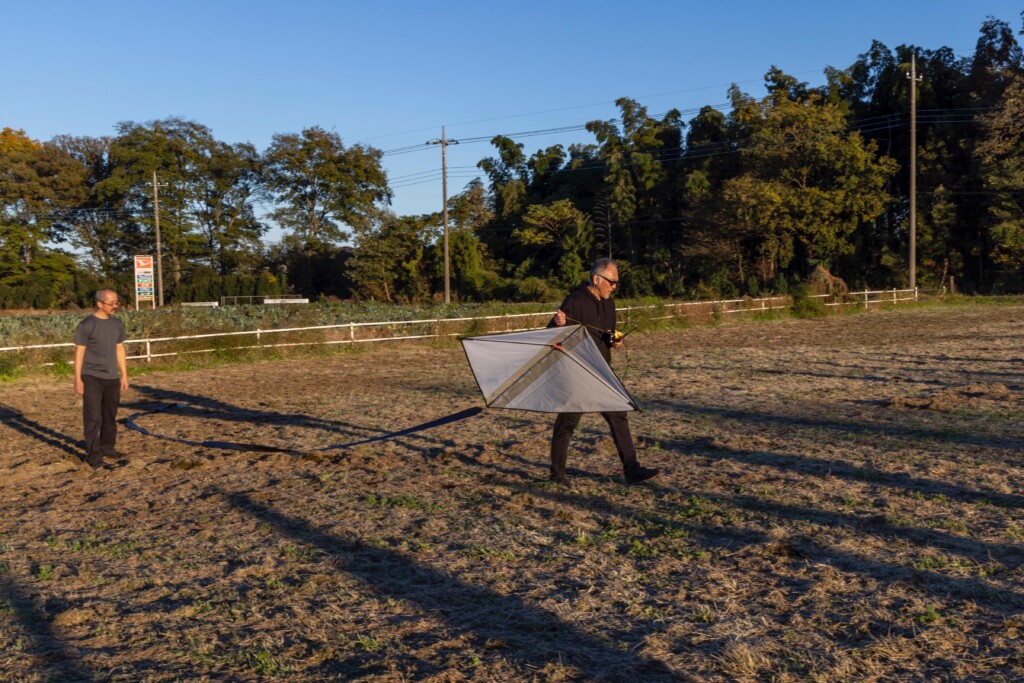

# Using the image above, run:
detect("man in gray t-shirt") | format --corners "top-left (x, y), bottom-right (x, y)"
top-left (74, 289), bottom-right (129, 468)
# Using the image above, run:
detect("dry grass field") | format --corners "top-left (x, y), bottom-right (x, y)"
top-left (1, 301), bottom-right (1022, 682)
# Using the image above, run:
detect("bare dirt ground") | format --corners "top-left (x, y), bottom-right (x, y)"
top-left (1, 302), bottom-right (1023, 682)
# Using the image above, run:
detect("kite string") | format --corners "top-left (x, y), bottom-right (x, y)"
top-left (557, 311), bottom-right (635, 341)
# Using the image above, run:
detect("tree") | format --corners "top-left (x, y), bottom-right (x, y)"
top-left (445, 179), bottom-right (493, 298)
top-left (50, 134), bottom-right (141, 281)
top-left (105, 118), bottom-right (212, 290)
top-left (0, 128), bottom-right (88, 306)
top-left (264, 126), bottom-right (390, 247)
top-left (586, 98), bottom-right (682, 262)
top-left (976, 71), bottom-right (1024, 289)
top-left (191, 139), bottom-right (267, 274)
top-left (349, 214), bottom-right (432, 302)
top-left (514, 199), bottom-right (594, 289)
top-left (692, 79), bottom-right (898, 289)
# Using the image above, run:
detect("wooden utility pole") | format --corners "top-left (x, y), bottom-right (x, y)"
top-left (427, 128), bottom-right (458, 304)
top-left (151, 171), bottom-right (168, 307)
top-left (907, 54), bottom-right (922, 290)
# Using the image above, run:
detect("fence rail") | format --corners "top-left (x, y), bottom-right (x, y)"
top-left (0, 289), bottom-right (917, 366)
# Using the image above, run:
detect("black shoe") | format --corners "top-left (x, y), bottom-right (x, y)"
top-left (549, 475), bottom-right (572, 488)
top-left (625, 466), bottom-right (660, 485)
top-left (85, 454), bottom-right (106, 469)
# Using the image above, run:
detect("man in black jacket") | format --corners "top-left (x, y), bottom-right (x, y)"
top-left (547, 258), bottom-right (659, 486)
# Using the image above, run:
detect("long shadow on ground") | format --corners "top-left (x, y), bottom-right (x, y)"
top-left (652, 399), bottom-right (1024, 452)
top-left (639, 434), bottom-right (1024, 509)
top-left (218, 488), bottom-right (681, 682)
top-left (488, 477), bottom-right (1024, 612)
top-left (127, 384), bottom-right (465, 457)
top-left (0, 403), bottom-right (82, 459)
top-left (0, 573), bottom-right (98, 682)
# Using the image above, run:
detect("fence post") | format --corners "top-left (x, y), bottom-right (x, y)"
top-left (349, 322), bottom-right (355, 341)
top-left (915, 287), bottom-right (919, 302)
top-left (892, 289), bottom-right (896, 303)
top-left (146, 339), bottom-right (152, 363)
top-left (256, 329), bottom-right (262, 346)
top-left (863, 291), bottom-right (869, 309)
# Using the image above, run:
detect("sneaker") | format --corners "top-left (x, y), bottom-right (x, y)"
top-left (625, 466), bottom-right (660, 485)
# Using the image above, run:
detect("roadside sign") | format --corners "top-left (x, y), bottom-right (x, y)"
top-left (134, 255), bottom-right (155, 309)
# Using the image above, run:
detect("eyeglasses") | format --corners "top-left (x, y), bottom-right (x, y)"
top-left (597, 273), bottom-right (619, 286)
top-left (99, 300), bottom-right (120, 307)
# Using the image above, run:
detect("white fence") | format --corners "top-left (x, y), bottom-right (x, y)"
top-left (219, 294), bottom-right (308, 306)
top-left (0, 289), bottom-right (917, 366)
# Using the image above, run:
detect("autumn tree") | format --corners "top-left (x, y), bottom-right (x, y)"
top-left (0, 128), bottom-right (87, 306)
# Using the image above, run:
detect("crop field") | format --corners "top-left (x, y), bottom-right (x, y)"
top-left (1, 301), bottom-right (1023, 682)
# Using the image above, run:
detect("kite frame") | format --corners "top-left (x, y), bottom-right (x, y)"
top-left (461, 324), bottom-right (639, 413)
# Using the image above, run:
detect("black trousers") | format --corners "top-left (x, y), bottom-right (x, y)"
top-left (82, 375), bottom-right (121, 459)
top-left (550, 411), bottom-right (639, 480)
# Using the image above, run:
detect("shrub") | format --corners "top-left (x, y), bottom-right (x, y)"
top-left (790, 284), bottom-right (828, 318)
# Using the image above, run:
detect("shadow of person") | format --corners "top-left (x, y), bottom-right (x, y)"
top-left (0, 573), bottom-right (99, 682)
top-left (219, 488), bottom-right (680, 681)
top-left (0, 403), bottom-right (82, 460)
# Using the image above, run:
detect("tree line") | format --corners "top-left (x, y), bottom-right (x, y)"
top-left (2, 15), bottom-right (1023, 309)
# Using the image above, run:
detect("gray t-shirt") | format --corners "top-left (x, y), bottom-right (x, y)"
top-left (74, 315), bottom-right (128, 380)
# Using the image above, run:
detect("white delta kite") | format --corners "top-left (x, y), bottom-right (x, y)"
top-left (461, 324), bottom-right (638, 413)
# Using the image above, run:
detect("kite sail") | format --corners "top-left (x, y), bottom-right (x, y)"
top-left (461, 325), bottom-right (638, 413)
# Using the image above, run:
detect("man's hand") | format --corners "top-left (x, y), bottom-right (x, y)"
top-left (120, 377), bottom-right (129, 391)
top-left (74, 378), bottom-right (84, 396)
top-left (553, 309), bottom-right (566, 326)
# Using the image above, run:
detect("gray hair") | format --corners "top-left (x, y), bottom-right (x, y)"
top-left (590, 258), bottom-right (617, 280)
top-left (94, 288), bottom-right (116, 303)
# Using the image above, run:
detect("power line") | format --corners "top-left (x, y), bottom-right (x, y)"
top-left (355, 69), bottom-right (825, 144)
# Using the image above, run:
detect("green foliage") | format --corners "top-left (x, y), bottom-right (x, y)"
top-left (513, 277), bottom-right (553, 302)
top-left (6, 18), bottom-right (1024, 310)
top-left (171, 269), bottom-right (286, 304)
top-left (790, 284), bottom-right (828, 318)
top-left (916, 604), bottom-right (941, 625)
top-left (350, 214), bottom-right (432, 303)
top-left (264, 126), bottom-right (389, 245)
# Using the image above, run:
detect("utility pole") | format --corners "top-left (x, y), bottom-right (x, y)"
top-left (151, 171), bottom-right (168, 306)
top-left (907, 53), bottom-right (922, 290)
top-left (427, 128), bottom-right (459, 304)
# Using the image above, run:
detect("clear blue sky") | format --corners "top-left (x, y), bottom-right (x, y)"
top-left (4, 1), bottom-right (1021, 234)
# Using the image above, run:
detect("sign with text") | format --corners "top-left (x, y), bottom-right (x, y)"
top-left (134, 255), bottom-right (155, 308)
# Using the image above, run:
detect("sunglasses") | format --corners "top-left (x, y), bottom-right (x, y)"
top-left (596, 273), bottom-right (619, 286)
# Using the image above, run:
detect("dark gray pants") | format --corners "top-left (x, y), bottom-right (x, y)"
top-left (550, 411), bottom-right (638, 481)
top-left (83, 375), bottom-right (120, 460)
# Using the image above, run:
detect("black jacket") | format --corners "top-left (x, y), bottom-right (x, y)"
top-left (548, 285), bottom-right (617, 363)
